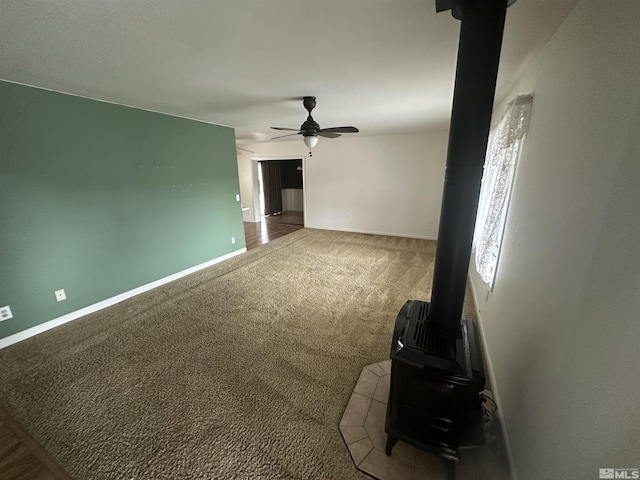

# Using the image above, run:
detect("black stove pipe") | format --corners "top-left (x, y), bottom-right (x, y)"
top-left (427, 0), bottom-right (509, 334)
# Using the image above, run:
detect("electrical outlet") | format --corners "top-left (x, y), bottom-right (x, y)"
top-left (0, 305), bottom-right (13, 321)
top-left (55, 289), bottom-right (67, 302)
top-left (231, 237), bottom-right (236, 244)
top-left (235, 194), bottom-right (240, 202)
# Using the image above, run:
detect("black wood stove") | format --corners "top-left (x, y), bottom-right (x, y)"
top-left (385, 0), bottom-right (517, 465)
top-left (385, 301), bottom-right (486, 461)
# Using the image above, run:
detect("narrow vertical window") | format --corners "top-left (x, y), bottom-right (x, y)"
top-left (474, 94), bottom-right (533, 286)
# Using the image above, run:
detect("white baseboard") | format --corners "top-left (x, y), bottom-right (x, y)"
top-left (0, 248), bottom-right (247, 350)
top-left (308, 225), bottom-right (437, 241)
top-left (468, 274), bottom-right (517, 480)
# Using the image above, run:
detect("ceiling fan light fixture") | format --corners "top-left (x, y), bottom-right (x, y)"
top-left (303, 135), bottom-right (318, 149)
top-left (271, 97), bottom-right (359, 150)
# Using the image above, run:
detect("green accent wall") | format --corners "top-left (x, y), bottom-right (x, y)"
top-left (0, 80), bottom-right (245, 339)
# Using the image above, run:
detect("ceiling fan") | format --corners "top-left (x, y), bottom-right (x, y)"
top-left (271, 96), bottom-right (359, 153)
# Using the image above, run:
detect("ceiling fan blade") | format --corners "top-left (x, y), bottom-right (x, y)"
top-left (271, 132), bottom-right (301, 140)
top-left (318, 131), bottom-right (341, 139)
top-left (319, 126), bottom-right (359, 134)
top-left (271, 127), bottom-right (301, 131)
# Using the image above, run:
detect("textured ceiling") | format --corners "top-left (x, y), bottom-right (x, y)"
top-left (0, 0), bottom-right (578, 145)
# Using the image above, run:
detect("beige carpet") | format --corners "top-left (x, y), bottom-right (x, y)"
top-left (0, 228), bottom-right (475, 479)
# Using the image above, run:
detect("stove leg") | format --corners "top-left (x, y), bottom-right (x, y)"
top-left (445, 459), bottom-right (457, 480)
top-left (384, 435), bottom-right (398, 456)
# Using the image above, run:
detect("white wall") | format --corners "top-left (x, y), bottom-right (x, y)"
top-left (237, 131), bottom-right (449, 239)
top-left (470, 1), bottom-right (640, 479)
top-left (282, 188), bottom-right (303, 212)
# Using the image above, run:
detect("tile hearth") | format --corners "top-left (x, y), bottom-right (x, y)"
top-left (340, 361), bottom-right (512, 480)
top-left (339, 360), bottom-right (446, 480)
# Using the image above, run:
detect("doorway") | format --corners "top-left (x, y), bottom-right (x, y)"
top-left (256, 158), bottom-right (304, 226)
top-left (244, 157), bottom-right (305, 250)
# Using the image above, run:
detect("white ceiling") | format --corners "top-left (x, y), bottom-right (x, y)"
top-left (0, 0), bottom-right (578, 146)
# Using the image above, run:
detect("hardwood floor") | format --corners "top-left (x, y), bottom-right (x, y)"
top-left (244, 211), bottom-right (304, 250)
top-left (266, 211), bottom-right (304, 226)
top-left (0, 403), bottom-right (70, 480)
